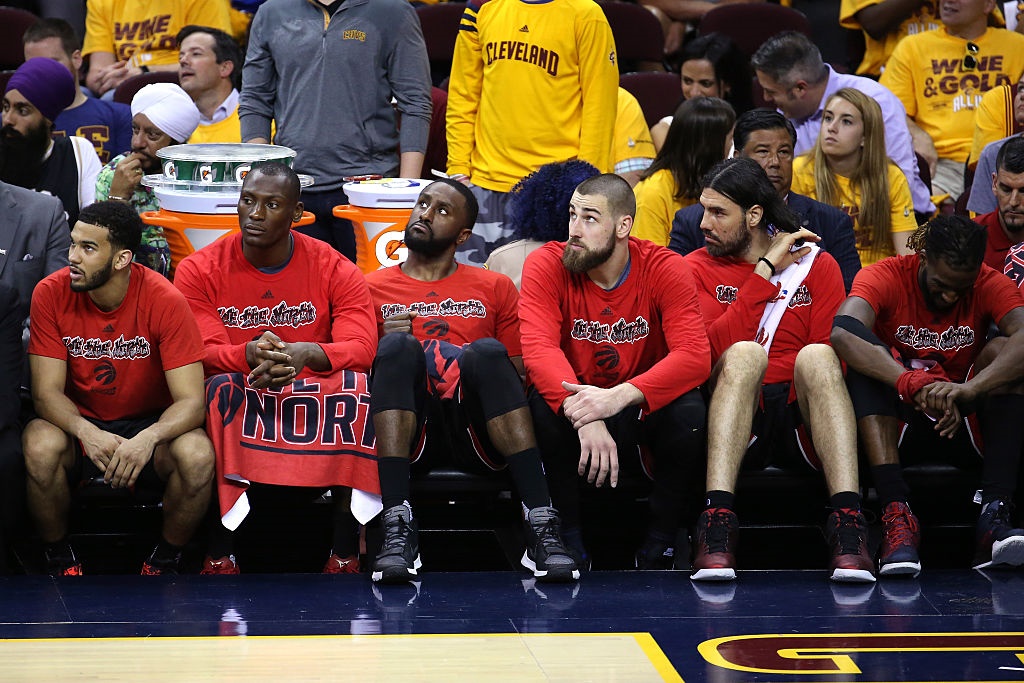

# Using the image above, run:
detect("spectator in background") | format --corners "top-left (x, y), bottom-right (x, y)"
top-left (614, 88), bottom-right (656, 188)
top-left (1, 57), bottom-right (101, 228)
top-left (880, 0), bottom-right (1024, 200)
top-left (839, 0), bottom-right (941, 78)
top-left (23, 18), bottom-right (133, 165)
top-left (485, 160), bottom-right (601, 288)
top-left (446, 0), bottom-right (618, 266)
top-left (751, 31), bottom-right (934, 218)
top-left (96, 83), bottom-right (201, 276)
top-left (791, 88), bottom-right (916, 267)
top-left (177, 25), bottom-right (244, 144)
top-left (651, 33), bottom-right (752, 151)
top-left (241, 0), bottom-right (432, 263)
top-left (632, 97), bottom-right (735, 247)
top-left (969, 74), bottom-right (1024, 172)
top-left (669, 108), bottom-right (861, 292)
top-left (83, 0), bottom-right (232, 99)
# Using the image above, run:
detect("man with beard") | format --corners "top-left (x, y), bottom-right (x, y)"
top-left (24, 200), bottom-right (214, 575)
top-left (96, 83), bottom-right (200, 277)
top-left (683, 157), bottom-right (873, 583)
top-left (832, 215), bottom-right (1024, 576)
top-left (518, 173), bottom-right (710, 569)
top-left (974, 137), bottom-right (1024, 271)
top-left (1, 57), bottom-right (102, 228)
top-left (174, 162), bottom-right (380, 575)
top-left (364, 178), bottom-right (578, 584)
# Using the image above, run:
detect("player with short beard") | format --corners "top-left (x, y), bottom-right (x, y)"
top-left (365, 179), bottom-right (579, 585)
top-left (973, 136), bottom-right (1024, 271)
top-left (519, 173), bottom-right (710, 569)
top-left (25, 200), bottom-right (214, 576)
top-left (684, 157), bottom-right (873, 584)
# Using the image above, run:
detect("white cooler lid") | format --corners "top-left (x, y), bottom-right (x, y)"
top-left (343, 178), bottom-right (427, 209)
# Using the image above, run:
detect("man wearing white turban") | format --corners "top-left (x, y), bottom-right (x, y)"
top-left (95, 83), bottom-right (201, 277)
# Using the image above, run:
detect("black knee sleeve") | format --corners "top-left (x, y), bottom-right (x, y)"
top-left (460, 338), bottom-right (528, 420)
top-left (369, 333), bottom-right (426, 415)
top-left (846, 368), bottom-right (899, 420)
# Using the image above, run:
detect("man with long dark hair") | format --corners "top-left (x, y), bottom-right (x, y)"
top-left (686, 157), bottom-right (873, 583)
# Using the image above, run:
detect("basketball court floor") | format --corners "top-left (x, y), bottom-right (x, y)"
top-left (2, 567), bottom-right (1023, 682)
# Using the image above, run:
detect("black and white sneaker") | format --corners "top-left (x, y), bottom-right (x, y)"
top-left (521, 506), bottom-right (580, 583)
top-left (372, 502), bottom-right (422, 584)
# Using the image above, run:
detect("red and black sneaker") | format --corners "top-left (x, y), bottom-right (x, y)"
top-left (201, 555), bottom-right (241, 575)
top-left (323, 553), bottom-right (360, 574)
top-left (827, 508), bottom-right (876, 583)
top-left (44, 544), bottom-right (82, 577)
top-left (691, 508), bottom-right (738, 582)
top-left (878, 501), bottom-right (921, 577)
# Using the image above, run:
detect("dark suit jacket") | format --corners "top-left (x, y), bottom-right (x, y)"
top-left (667, 191), bottom-right (862, 292)
top-left (0, 182), bottom-right (71, 323)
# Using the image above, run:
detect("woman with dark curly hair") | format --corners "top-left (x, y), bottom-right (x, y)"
top-left (485, 159), bottom-right (600, 288)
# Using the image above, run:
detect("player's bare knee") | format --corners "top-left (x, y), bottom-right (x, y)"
top-left (716, 341), bottom-right (768, 386)
top-left (167, 429), bottom-right (215, 487)
top-left (22, 419), bottom-right (71, 478)
top-left (794, 344), bottom-right (843, 387)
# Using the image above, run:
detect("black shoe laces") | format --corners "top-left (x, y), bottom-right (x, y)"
top-left (703, 509), bottom-right (734, 553)
top-left (833, 509), bottom-right (866, 555)
top-left (381, 512), bottom-right (410, 554)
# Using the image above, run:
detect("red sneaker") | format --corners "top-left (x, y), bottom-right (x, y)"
top-left (323, 553), bottom-right (360, 574)
top-left (691, 508), bottom-right (738, 582)
top-left (201, 555), bottom-right (240, 575)
top-left (878, 501), bottom-right (921, 577)
top-left (827, 508), bottom-right (876, 583)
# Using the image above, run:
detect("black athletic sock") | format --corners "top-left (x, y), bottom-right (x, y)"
top-left (980, 395), bottom-right (1024, 504)
top-left (378, 456), bottom-right (412, 512)
top-left (829, 491), bottom-right (862, 511)
top-left (331, 487), bottom-right (360, 557)
top-left (505, 448), bottom-right (551, 510)
top-left (871, 464), bottom-right (909, 506)
top-left (705, 490), bottom-right (735, 511)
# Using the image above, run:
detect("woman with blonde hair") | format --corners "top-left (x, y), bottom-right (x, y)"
top-left (632, 96), bottom-right (735, 247)
top-left (791, 87), bottom-right (917, 266)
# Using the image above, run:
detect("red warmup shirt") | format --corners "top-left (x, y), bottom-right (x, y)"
top-left (850, 254), bottom-right (1024, 382)
top-left (685, 249), bottom-right (846, 385)
top-left (364, 263), bottom-right (522, 354)
top-left (976, 210), bottom-right (1016, 272)
top-left (519, 237), bottom-right (711, 414)
top-left (174, 232), bottom-right (377, 376)
top-left (29, 263), bottom-right (204, 422)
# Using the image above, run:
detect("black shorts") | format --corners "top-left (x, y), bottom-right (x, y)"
top-left (743, 383), bottom-right (820, 472)
top-left (72, 414), bottom-right (165, 491)
top-left (411, 393), bottom-right (507, 475)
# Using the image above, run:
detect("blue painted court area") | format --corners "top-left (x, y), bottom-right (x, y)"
top-left (2, 569), bottom-right (1024, 681)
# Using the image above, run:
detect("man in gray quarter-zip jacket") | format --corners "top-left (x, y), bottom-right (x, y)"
top-left (240, 0), bottom-right (432, 263)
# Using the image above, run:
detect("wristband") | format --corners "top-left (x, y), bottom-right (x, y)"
top-left (757, 256), bottom-right (776, 276)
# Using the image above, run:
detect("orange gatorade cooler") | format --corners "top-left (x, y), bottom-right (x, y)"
top-left (334, 178), bottom-right (429, 273)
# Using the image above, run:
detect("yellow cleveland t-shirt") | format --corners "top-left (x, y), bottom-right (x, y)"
top-left (792, 156), bottom-right (916, 266)
top-left (632, 168), bottom-right (696, 247)
top-left (83, 0), bottom-right (232, 68)
top-left (880, 27), bottom-right (1024, 163)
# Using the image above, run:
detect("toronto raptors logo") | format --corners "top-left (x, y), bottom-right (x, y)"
top-left (94, 361), bottom-right (116, 385)
top-left (423, 318), bottom-right (450, 337)
top-left (595, 345), bottom-right (620, 370)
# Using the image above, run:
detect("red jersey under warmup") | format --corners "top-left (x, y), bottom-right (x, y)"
top-left (364, 263), bottom-right (521, 354)
top-left (174, 231), bottom-right (377, 376)
top-left (519, 237), bottom-right (711, 415)
top-left (29, 263), bottom-right (204, 422)
top-left (685, 248), bottom-right (846, 385)
top-left (850, 254), bottom-right (1024, 382)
